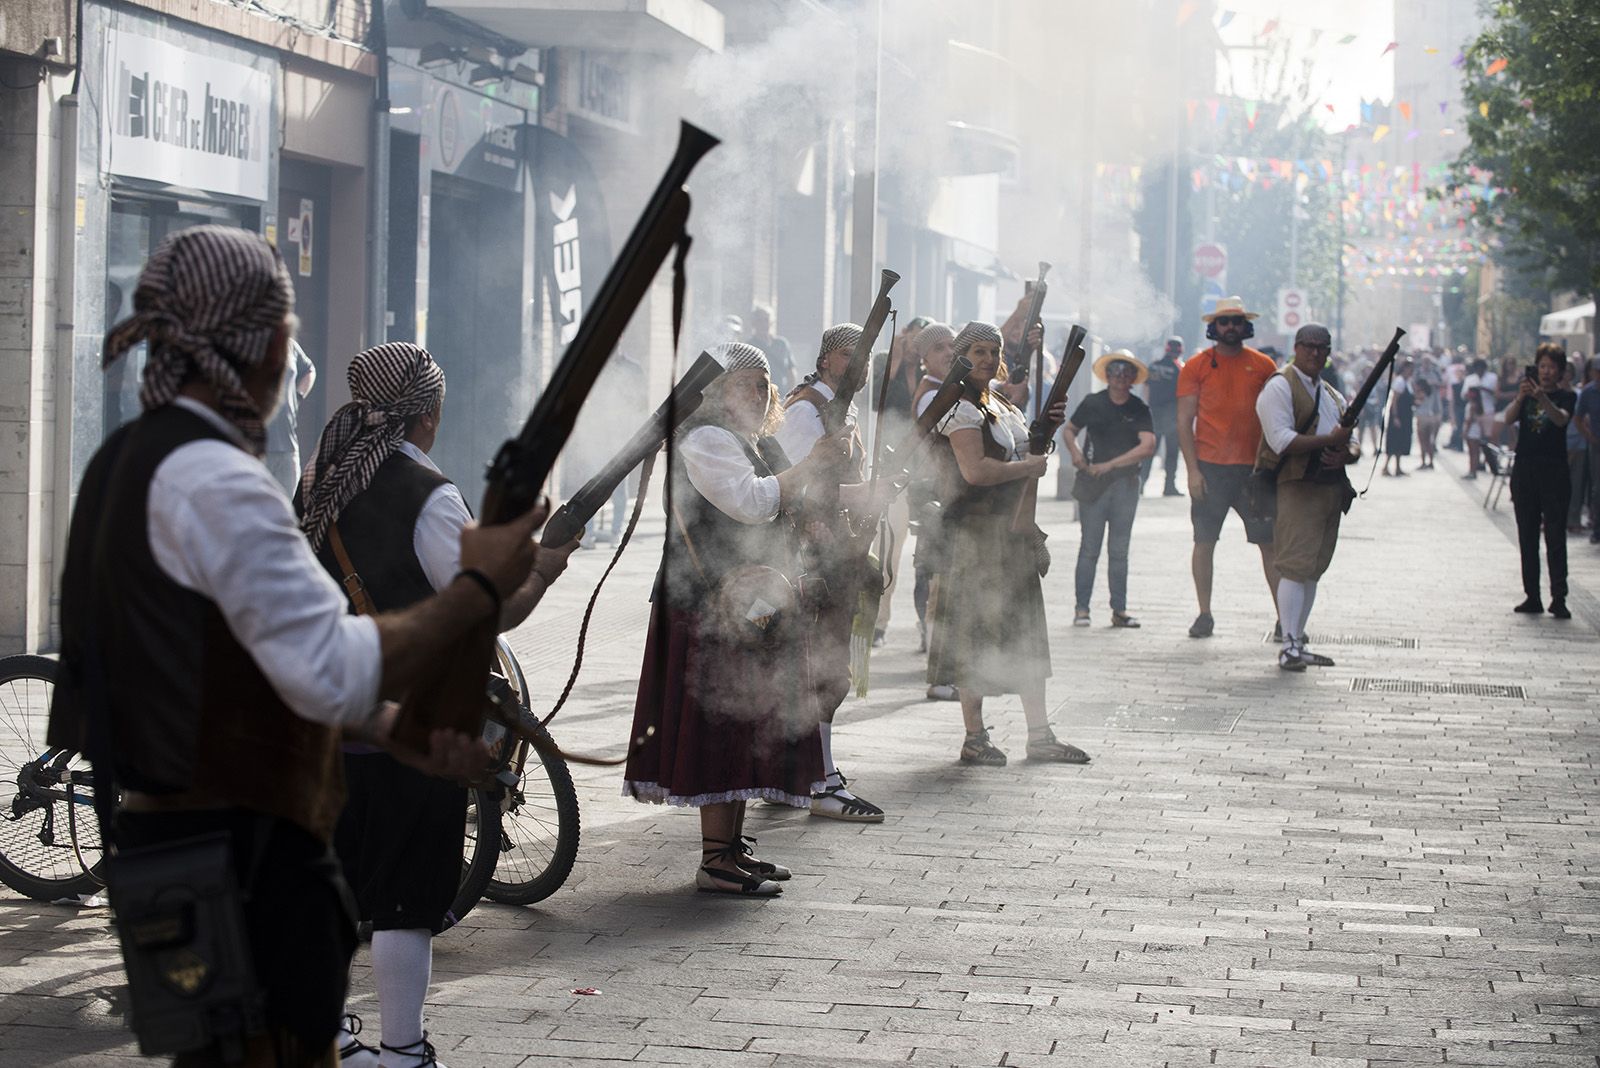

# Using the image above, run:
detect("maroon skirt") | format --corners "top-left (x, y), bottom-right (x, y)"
top-left (623, 598), bottom-right (823, 807)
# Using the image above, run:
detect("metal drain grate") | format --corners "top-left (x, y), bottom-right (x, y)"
top-left (1261, 633), bottom-right (1419, 648)
top-left (1350, 678), bottom-right (1525, 699)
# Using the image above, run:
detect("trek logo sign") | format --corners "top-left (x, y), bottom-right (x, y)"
top-left (550, 186), bottom-right (584, 344)
top-left (104, 29), bottom-right (271, 201)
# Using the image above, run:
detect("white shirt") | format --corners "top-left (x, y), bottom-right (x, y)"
top-left (940, 395), bottom-right (1029, 460)
top-left (913, 377), bottom-right (944, 420)
top-left (148, 398), bottom-right (383, 728)
top-left (396, 440), bottom-right (473, 592)
top-left (1255, 366), bottom-right (1346, 455)
top-left (773, 381), bottom-right (857, 464)
top-left (679, 425), bottom-right (780, 524)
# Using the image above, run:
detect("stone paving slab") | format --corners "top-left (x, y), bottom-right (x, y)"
top-left (3, 444), bottom-right (1599, 1066)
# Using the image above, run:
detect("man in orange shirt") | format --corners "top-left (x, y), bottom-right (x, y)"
top-left (1176, 297), bottom-right (1281, 638)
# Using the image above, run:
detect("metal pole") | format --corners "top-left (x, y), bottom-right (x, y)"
top-left (367, 0), bottom-right (392, 347)
top-left (1163, 17), bottom-right (1181, 331)
top-left (1334, 139), bottom-right (1347, 350)
top-left (848, 0), bottom-right (882, 326)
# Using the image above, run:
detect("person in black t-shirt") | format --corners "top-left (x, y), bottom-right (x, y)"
top-left (1140, 336), bottom-right (1185, 496)
top-left (1064, 351), bottom-right (1156, 627)
top-left (1502, 342), bottom-right (1577, 618)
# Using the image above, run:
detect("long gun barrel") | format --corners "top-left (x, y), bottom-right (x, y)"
top-left (821, 269), bottom-right (900, 435)
top-left (541, 350), bottom-right (725, 547)
top-left (1339, 327), bottom-right (1407, 428)
top-left (393, 120), bottom-right (718, 752)
top-left (1009, 324), bottom-right (1087, 534)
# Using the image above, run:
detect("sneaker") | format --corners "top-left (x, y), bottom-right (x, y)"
top-left (926, 683), bottom-right (959, 701)
top-left (1513, 597), bottom-right (1544, 614)
top-left (1189, 612), bottom-right (1215, 638)
top-left (1278, 644), bottom-right (1307, 672)
top-left (871, 628), bottom-right (886, 649)
top-left (1550, 600), bottom-right (1571, 620)
top-left (959, 729), bottom-right (1007, 766)
top-left (1163, 487), bottom-right (1184, 497)
top-left (916, 621), bottom-right (928, 654)
top-left (1073, 608), bottom-right (1091, 627)
top-left (379, 1034), bottom-right (446, 1068)
top-left (338, 1015), bottom-right (380, 1067)
top-left (1592, 530), bottom-right (1600, 544)
top-left (1024, 729), bottom-right (1091, 764)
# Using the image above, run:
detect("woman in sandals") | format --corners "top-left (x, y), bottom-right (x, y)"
top-left (1062, 350), bottom-right (1157, 628)
top-left (927, 322), bottom-right (1091, 768)
top-left (623, 342), bottom-right (849, 896)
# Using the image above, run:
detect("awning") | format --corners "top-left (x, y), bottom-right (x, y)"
top-left (426, 0), bottom-right (723, 55)
top-left (1540, 300), bottom-right (1595, 335)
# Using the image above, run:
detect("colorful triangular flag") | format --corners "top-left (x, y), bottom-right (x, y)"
top-left (1381, 41), bottom-right (1398, 57)
top-left (1339, 34), bottom-right (1357, 45)
top-left (1373, 124), bottom-right (1391, 142)
top-left (1398, 101), bottom-right (1413, 121)
top-left (1217, 10), bottom-right (1234, 29)
top-left (1485, 57), bottom-right (1508, 75)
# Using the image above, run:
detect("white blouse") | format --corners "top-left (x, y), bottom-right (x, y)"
top-left (678, 425), bottom-right (781, 524)
top-left (939, 395), bottom-right (1030, 461)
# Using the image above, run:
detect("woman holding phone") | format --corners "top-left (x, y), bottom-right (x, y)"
top-left (1501, 343), bottom-right (1577, 619)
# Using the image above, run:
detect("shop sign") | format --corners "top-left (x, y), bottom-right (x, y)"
top-left (426, 83), bottom-right (524, 191)
top-left (103, 28), bottom-right (272, 201)
top-left (528, 126), bottom-right (612, 347)
top-left (570, 51), bottom-right (634, 132)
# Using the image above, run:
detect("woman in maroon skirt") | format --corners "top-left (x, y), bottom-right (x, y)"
top-left (624, 342), bottom-right (848, 896)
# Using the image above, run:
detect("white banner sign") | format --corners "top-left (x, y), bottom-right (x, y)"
top-left (103, 28), bottom-right (272, 201)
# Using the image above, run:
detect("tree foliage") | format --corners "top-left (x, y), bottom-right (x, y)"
top-left (1454, 0), bottom-right (1600, 297)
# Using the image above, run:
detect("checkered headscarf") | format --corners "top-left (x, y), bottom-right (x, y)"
top-left (952, 321), bottom-right (1002, 359)
top-left (819, 323), bottom-right (863, 362)
top-left (711, 341), bottom-right (769, 376)
top-left (102, 225), bottom-right (294, 454)
top-left (298, 341), bottom-right (447, 549)
top-left (911, 322), bottom-right (953, 357)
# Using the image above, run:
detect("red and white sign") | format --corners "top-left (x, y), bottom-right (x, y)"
top-left (1192, 243), bottom-right (1228, 279)
top-left (1277, 287), bottom-right (1306, 331)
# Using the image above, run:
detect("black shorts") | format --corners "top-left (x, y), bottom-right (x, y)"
top-left (113, 808), bottom-right (357, 1056)
top-left (1191, 461), bottom-right (1274, 545)
top-left (335, 751), bottom-right (467, 934)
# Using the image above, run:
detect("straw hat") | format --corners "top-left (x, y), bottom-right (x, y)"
top-left (1201, 296), bottom-right (1260, 322)
top-left (1093, 349), bottom-right (1149, 385)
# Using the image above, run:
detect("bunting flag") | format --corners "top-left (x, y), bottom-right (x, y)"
top-left (1452, 50), bottom-right (1466, 68)
top-left (1381, 41), bottom-right (1398, 56)
top-left (1439, 100), bottom-right (1449, 114)
top-left (1479, 101), bottom-right (1490, 117)
top-left (1185, 99), bottom-right (1199, 122)
top-left (1176, 0), bottom-right (1197, 26)
top-left (1406, 129), bottom-right (1421, 141)
top-left (1424, 46), bottom-right (1439, 54)
top-left (1339, 34), bottom-right (1357, 45)
top-left (1207, 98), bottom-right (1221, 123)
top-left (1361, 100), bottom-right (1374, 123)
top-left (1216, 10), bottom-right (1234, 29)
top-left (1259, 18), bottom-right (1279, 36)
top-left (1485, 57), bottom-right (1508, 75)
top-left (1372, 124), bottom-right (1391, 142)
top-left (1325, 103), bottom-right (1336, 113)
top-left (1244, 101), bottom-right (1259, 129)
top-left (1398, 101), bottom-right (1413, 121)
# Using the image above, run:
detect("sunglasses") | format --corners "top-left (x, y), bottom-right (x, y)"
top-left (1213, 315), bottom-right (1248, 326)
top-left (1299, 342), bottom-right (1332, 354)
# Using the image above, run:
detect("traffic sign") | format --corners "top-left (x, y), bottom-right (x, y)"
top-left (1192, 243), bottom-right (1227, 279)
top-left (1277, 287), bottom-right (1306, 331)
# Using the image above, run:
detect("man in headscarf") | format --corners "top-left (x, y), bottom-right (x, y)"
top-left (908, 322), bottom-right (960, 675)
top-left (773, 324), bottom-right (887, 823)
top-left (298, 341), bottom-right (578, 1066)
top-left (47, 225), bottom-right (541, 1066)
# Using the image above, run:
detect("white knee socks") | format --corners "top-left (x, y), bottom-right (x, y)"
top-left (1298, 579), bottom-right (1318, 639)
top-left (1277, 578), bottom-right (1307, 647)
top-left (371, 928), bottom-right (432, 1055)
top-left (818, 721), bottom-right (837, 779)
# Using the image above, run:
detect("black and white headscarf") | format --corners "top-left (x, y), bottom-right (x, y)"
top-left (102, 225), bottom-right (294, 454)
top-left (711, 341), bottom-right (769, 376)
top-left (298, 341), bottom-right (447, 549)
top-left (791, 322), bottom-right (864, 397)
top-left (952, 320), bottom-right (1002, 360)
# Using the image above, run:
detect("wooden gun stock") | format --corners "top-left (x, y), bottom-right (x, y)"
top-left (1009, 325), bottom-right (1087, 534)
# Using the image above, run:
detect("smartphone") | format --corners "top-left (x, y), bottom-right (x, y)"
top-left (1524, 365), bottom-right (1538, 382)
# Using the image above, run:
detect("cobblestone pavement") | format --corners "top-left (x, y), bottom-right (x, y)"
top-left (4, 445), bottom-right (1599, 1067)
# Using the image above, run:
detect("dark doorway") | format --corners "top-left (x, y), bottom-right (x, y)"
top-left (278, 158), bottom-right (333, 460)
top-left (426, 172), bottom-right (524, 503)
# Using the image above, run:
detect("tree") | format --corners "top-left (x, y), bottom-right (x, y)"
top-left (1453, 1), bottom-right (1600, 299)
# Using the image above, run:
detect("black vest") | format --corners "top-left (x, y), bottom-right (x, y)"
top-left (944, 395), bottom-right (1025, 519)
top-left (307, 453), bottom-right (450, 613)
top-left (48, 405), bottom-right (345, 841)
top-left (657, 428), bottom-right (793, 609)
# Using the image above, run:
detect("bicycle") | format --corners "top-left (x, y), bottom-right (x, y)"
top-left (0, 648), bottom-right (581, 917)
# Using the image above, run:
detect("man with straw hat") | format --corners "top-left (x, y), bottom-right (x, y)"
top-left (1062, 350), bottom-right (1156, 628)
top-left (1176, 296), bottom-right (1281, 638)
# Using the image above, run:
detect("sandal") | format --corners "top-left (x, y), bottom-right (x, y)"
top-left (1025, 729), bottom-right (1091, 764)
top-left (810, 777), bottom-right (886, 823)
top-left (699, 840), bottom-right (782, 896)
top-left (379, 1033), bottom-right (442, 1067)
top-left (959, 729), bottom-right (1007, 767)
top-left (1110, 611), bottom-right (1140, 629)
top-left (339, 1014), bottom-right (380, 1067)
top-left (738, 835), bottom-right (792, 880)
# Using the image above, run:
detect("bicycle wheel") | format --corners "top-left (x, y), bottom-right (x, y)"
top-left (448, 784), bottom-right (502, 928)
top-left (0, 654), bottom-right (106, 901)
top-left (483, 708), bottom-right (581, 906)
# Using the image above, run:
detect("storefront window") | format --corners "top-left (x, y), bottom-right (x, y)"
top-left (101, 195), bottom-right (258, 439)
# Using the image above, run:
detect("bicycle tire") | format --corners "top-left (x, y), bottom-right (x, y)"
top-left (0, 654), bottom-right (107, 901)
top-left (483, 713), bottom-right (581, 906)
top-left (447, 784), bottom-right (502, 928)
